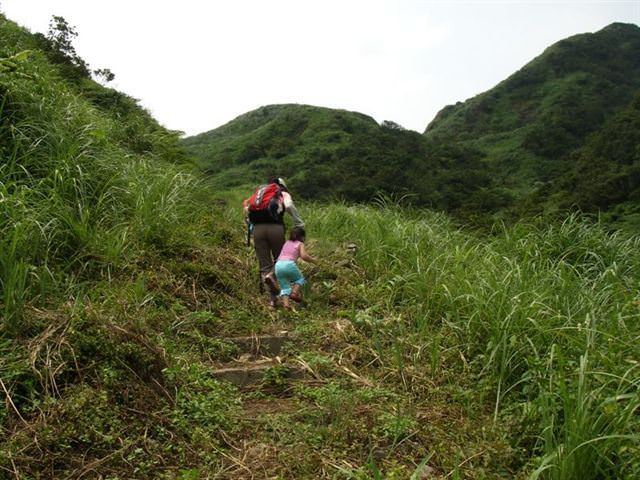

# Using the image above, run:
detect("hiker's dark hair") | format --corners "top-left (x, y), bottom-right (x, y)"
top-left (289, 226), bottom-right (306, 242)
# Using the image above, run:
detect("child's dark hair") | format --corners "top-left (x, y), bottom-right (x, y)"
top-left (289, 226), bottom-right (306, 242)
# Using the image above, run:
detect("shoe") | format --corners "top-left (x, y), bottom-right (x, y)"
top-left (290, 292), bottom-right (302, 303)
top-left (264, 274), bottom-right (279, 295)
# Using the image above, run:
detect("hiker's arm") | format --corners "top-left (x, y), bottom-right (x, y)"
top-left (299, 243), bottom-right (316, 264)
top-left (242, 199), bottom-right (250, 222)
top-left (282, 192), bottom-right (305, 227)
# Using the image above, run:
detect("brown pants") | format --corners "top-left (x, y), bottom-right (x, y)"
top-left (253, 223), bottom-right (285, 277)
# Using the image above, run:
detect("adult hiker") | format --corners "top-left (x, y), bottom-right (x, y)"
top-left (243, 177), bottom-right (305, 307)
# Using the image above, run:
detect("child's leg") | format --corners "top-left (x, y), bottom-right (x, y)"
top-left (275, 261), bottom-right (294, 307)
top-left (289, 262), bottom-right (305, 301)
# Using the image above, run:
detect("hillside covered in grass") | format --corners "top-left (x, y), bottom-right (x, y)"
top-left (185, 23), bottom-right (640, 225)
top-left (0, 14), bottom-right (193, 328)
top-left (2, 12), bottom-right (639, 479)
top-left (183, 104), bottom-right (503, 217)
top-left (0, 13), bottom-right (248, 476)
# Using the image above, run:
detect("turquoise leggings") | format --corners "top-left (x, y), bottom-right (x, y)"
top-left (275, 260), bottom-right (305, 296)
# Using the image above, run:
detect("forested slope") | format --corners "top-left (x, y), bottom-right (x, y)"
top-left (183, 104), bottom-right (503, 216)
top-left (425, 22), bottom-right (640, 211)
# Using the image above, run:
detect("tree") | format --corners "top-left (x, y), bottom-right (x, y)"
top-left (380, 120), bottom-right (405, 130)
top-left (46, 15), bottom-right (90, 77)
top-left (93, 68), bottom-right (115, 83)
top-left (34, 15), bottom-right (115, 84)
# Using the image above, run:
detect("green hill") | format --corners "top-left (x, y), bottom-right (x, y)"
top-left (183, 104), bottom-right (503, 215)
top-left (183, 103), bottom-right (381, 185)
top-left (0, 13), bottom-right (227, 475)
top-left (425, 22), bottom-right (640, 206)
top-left (0, 13), bottom-right (190, 292)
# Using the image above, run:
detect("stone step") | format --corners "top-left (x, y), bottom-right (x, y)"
top-left (212, 360), bottom-right (305, 387)
top-left (226, 331), bottom-right (295, 357)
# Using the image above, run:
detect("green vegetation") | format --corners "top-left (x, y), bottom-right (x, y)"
top-left (1, 12), bottom-right (639, 479)
top-left (0, 14), bottom-right (190, 330)
top-left (558, 94), bottom-right (640, 230)
top-left (4, 180), bottom-right (640, 476)
top-left (425, 22), bottom-right (640, 218)
top-left (303, 201), bottom-right (640, 478)
top-left (185, 23), bottom-right (640, 227)
top-left (0, 14), bottom-right (249, 476)
top-left (183, 104), bottom-right (503, 220)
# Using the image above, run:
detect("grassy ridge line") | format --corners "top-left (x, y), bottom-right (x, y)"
top-left (301, 200), bottom-right (640, 478)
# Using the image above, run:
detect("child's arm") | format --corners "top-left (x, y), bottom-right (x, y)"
top-left (299, 243), bottom-right (317, 264)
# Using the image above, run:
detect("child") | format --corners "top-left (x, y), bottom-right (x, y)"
top-left (274, 227), bottom-right (316, 309)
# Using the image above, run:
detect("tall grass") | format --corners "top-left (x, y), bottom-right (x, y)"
top-left (0, 26), bottom-right (199, 333)
top-left (305, 201), bottom-right (640, 478)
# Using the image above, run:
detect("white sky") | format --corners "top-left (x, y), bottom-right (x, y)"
top-left (2, 1), bottom-right (639, 135)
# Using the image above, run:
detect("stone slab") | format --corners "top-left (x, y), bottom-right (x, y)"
top-left (212, 361), bottom-right (304, 386)
top-left (226, 331), bottom-right (295, 357)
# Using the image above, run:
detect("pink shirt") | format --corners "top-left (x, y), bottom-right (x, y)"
top-left (278, 240), bottom-right (301, 262)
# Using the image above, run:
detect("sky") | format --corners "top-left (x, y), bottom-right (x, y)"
top-left (2, 1), bottom-right (639, 136)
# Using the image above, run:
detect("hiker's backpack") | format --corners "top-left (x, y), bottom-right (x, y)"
top-left (247, 183), bottom-right (284, 223)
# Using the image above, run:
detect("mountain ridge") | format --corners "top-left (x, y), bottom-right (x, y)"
top-left (425, 22), bottom-right (640, 135)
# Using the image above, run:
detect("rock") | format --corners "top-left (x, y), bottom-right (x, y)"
top-left (237, 353), bottom-right (253, 363)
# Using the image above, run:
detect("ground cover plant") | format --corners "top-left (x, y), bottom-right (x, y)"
top-left (4, 178), bottom-right (639, 477)
top-left (0, 14), bottom-right (254, 476)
